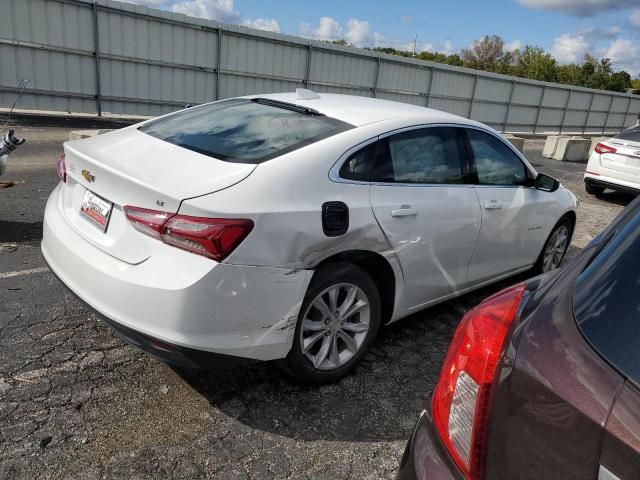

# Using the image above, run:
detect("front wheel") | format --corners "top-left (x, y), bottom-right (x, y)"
top-left (280, 262), bottom-right (381, 384)
top-left (533, 217), bottom-right (572, 274)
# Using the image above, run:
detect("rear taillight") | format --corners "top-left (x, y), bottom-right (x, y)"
top-left (57, 153), bottom-right (66, 182)
top-left (124, 206), bottom-right (173, 240)
top-left (594, 143), bottom-right (616, 155)
top-left (432, 282), bottom-right (526, 480)
top-left (162, 215), bottom-right (254, 260)
top-left (124, 206), bottom-right (253, 261)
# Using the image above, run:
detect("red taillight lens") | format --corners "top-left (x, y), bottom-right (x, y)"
top-left (594, 143), bottom-right (616, 155)
top-left (123, 206), bottom-right (173, 240)
top-left (432, 282), bottom-right (526, 480)
top-left (162, 215), bottom-right (254, 261)
top-left (124, 206), bottom-right (254, 261)
top-left (57, 153), bottom-right (66, 182)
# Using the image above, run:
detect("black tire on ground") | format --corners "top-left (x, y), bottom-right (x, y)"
top-left (585, 183), bottom-right (605, 195)
top-left (532, 216), bottom-right (573, 275)
top-left (279, 261), bottom-right (381, 385)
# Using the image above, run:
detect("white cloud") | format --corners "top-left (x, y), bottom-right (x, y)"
top-left (504, 39), bottom-right (522, 52)
top-left (299, 17), bottom-right (379, 48)
top-left (345, 19), bottom-right (373, 47)
top-left (550, 33), bottom-right (590, 63)
top-left (400, 15), bottom-right (413, 24)
top-left (244, 18), bottom-right (281, 32)
top-left (604, 38), bottom-right (640, 75)
top-left (439, 40), bottom-right (455, 55)
top-left (608, 25), bottom-right (622, 35)
top-left (299, 17), bottom-right (342, 41)
top-left (631, 8), bottom-right (640, 27)
top-left (171, 0), bottom-right (241, 23)
top-left (519, 0), bottom-right (640, 16)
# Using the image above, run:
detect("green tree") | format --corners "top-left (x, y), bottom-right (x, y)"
top-left (461, 35), bottom-right (507, 72)
top-left (556, 64), bottom-right (582, 86)
top-left (608, 71), bottom-right (631, 92)
top-left (512, 46), bottom-right (557, 82)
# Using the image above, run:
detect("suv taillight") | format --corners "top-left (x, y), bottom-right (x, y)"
top-left (124, 206), bottom-right (253, 261)
top-left (57, 153), bottom-right (66, 182)
top-left (432, 283), bottom-right (526, 480)
top-left (594, 143), bottom-right (616, 155)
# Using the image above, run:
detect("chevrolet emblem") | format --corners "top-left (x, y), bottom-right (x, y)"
top-left (81, 169), bottom-right (95, 183)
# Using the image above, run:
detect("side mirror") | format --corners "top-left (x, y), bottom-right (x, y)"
top-left (535, 173), bottom-right (560, 192)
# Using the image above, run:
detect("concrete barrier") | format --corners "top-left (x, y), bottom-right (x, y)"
top-left (68, 129), bottom-right (114, 141)
top-left (502, 134), bottom-right (525, 153)
top-left (543, 135), bottom-right (564, 158)
top-left (552, 136), bottom-right (591, 162)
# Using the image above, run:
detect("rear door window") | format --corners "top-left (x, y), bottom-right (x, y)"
top-left (574, 211), bottom-right (640, 385)
top-left (139, 98), bottom-right (353, 164)
top-left (371, 127), bottom-right (465, 184)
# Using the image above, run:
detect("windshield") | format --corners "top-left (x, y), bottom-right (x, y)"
top-left (573, 210), bottom-right (640, 385)
top-left (139, 98), bottom-right (353, 164)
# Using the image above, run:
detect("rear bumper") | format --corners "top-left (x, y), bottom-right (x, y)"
top-left (42, 184), bottom-right (313, 362)
top-left (48, 266), bottom-right (253, 369)
top-left (584, 175), bottom-right (640, 195)
top-left (396, 407), bottom-right (462, 480)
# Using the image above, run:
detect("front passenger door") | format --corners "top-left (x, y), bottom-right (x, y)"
top-left (465, 129), bottom-right (553, 284)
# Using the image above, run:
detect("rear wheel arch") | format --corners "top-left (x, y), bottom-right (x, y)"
top-left (312, 250), bottom-right (396, 325)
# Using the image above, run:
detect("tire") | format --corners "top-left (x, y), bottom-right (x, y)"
top-left (585, 183), bottom-right (605, 195)
top-left (279, 262), bottom-right (381, 384)
top-left (532, 217), bottom-right (572, 275)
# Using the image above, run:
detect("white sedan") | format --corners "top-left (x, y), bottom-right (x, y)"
top-left (584, 126), bottom-right (640, 196)
top-left (42, 90), bottom-right (577, 383)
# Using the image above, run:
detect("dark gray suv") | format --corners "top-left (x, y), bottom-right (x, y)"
top-left (397, 196), bottom-right (640, 479)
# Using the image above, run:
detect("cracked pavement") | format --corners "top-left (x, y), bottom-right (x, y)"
top-left (0, 127), bottom-right (635, 479)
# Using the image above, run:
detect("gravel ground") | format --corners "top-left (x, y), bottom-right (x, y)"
top-left (0, 128), bottom-right (636, 480)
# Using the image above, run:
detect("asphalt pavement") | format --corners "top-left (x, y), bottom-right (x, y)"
top-left (0, 127), bottom-right (635, 479)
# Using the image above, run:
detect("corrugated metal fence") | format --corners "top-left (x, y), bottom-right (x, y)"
top-left (1, 0), bottom-right (639, 134)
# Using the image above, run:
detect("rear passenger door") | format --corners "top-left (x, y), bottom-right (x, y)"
top-left (464, 128), bottom-right (552, 284)
top-left (369, 126), bottom-right (482, 310)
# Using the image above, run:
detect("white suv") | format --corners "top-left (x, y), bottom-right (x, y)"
top-left (42, 90), bottom-right (577, 383)
top-left (585, 126), bottom-right (640, 196)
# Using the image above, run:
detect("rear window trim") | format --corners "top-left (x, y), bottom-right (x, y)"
top-left (138, 98), bottom-right (354, 164)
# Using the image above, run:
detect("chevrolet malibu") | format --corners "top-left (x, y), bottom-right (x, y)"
top-left (42, 90), bottom-right (577, 383)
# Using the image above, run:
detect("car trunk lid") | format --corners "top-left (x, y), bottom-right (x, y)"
top-left (59, 128), bottom-right (256, 264)
top-left (603, 138), bottom-right (640, 175)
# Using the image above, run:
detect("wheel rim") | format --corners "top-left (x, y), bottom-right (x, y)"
top-left (542, 225), bottom-right (569, 272)
top-left (299, 283), bottom-right (371, 371)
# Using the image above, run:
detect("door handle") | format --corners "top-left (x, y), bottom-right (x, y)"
top-left (391, 206), bottom-right (418, 217)
top-left (484, 200), bottom-right (502, 210)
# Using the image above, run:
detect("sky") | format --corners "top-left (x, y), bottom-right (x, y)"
top-left (126, 0), bottom-right (640, 76)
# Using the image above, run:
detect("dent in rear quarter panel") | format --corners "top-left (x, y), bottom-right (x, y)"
top-left (484, 255), bottom-right (624, 480)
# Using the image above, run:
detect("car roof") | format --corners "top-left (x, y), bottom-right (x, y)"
top-left (246, 91), bottom-right (482, 128)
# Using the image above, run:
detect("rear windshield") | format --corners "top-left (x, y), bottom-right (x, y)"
top-left (139, 98), bottom-right (353, 164)
top-left (613, 126), bottom-right (640, 143)
top-left (573, 210), bottom-right (640, 385)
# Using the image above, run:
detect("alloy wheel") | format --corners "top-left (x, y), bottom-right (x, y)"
top-left (299, 283), bottom-right (371, 371)
top-left (542, 225), bottom-right (569, 272)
